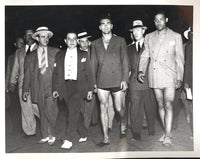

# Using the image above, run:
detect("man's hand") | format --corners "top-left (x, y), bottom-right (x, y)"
top-left (176, 80), bottom-right (182, 89)
top-left (53, 91), bottom-right (59, 99)
top-left (137, 71), bottom-right (145, 83)
top-left (120, 81), bottom-right (128, 92)
top-left (94, 84), bottom-right (97, 93)
top-left (8, 83), bottom-right (16, 92)
top-left (87, 91), bottom-right (93, 101)
top-left (184, 83), bottom-right (189, 89)
top-left (22, 92), bottom-right (29, 102)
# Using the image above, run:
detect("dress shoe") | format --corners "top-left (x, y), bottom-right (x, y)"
top-left (132, 132), bottom-right (141, 141)
top-left (48, 136), bottom-right (56, 146)
top-left (79, 137), bottom-right (87, 143)
top-left (149, 131), bottom-right (155, 136)
top-left (96, 141), bottom-right (110, 147)
top-left (38, 137), bottom-right (50, 144)
top-left (61, 140), bottom-right (73, 149)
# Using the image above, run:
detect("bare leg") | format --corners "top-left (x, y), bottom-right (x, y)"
top-left (97, 89), bottom-right (110, 143)
top-left (164, 87), bottom-right (175, 137)
top-left (154, 89), bottom-right (165, 129)
top-left (112, 91), bottom-right (126, 134)
top-left (108, 95), bottom-right (115, 130)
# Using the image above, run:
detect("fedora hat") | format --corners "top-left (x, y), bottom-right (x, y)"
top-left (77, 31), bottom-right (91, 40)
top-left (184, 27), bottom-right (192, 40)
top-left (129, 20), bottom-right (147, 31)
top-left (32, 26), bottom-right (53, 40)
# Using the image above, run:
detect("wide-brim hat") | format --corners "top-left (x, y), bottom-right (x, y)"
top-left (129, 20), bottom-right (147, 31)
top-left (77, 32), bottom-right (92, 40)
top-left (184, 27), bottom-right (191, 39)
top-left (32, 26), bottom-right (53, 40)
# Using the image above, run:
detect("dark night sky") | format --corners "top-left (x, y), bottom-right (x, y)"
top-left (5, 5), bottom-right (193, 59)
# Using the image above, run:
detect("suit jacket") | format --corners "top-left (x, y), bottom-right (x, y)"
top-left (183, 41), bottom-right (192, 89)
top-left (139, 28), bottom-right (184, 88)
top-left (91, 35), bottom-right (129, 88)
top-left (6, 54), bottom-right (15, 90)
top-left (10, 44), bottom-right (38, 89)
top-left (52, 48), bottom-right (94, 100)
top-left (23, 46), bottom-right (59, 103)
top-left (128, 43), bottom-right (148, 90)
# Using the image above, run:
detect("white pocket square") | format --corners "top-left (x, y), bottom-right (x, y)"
top-left (54, 63), bottom-right (56, 67)
top-left (81, 58), bottom-right (86, 62)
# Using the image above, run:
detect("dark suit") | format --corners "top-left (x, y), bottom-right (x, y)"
top-left (91, 35), bottom-right (129, 88)
top-left (23, 46), bottom-right (59, 138)
top-left (128, 42), bottom-right (157, 137)
top-left (52, 48), bottom-right (93, 140)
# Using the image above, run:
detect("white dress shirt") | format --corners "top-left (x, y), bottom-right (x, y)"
top-left (25, 43), bottom-right (36, 53)
top-left (37, 46), bottom-right (48, 68)
top-left (135, 38), bottom-right (144, 52)
top-left (64, 47), bottom-right (77, 80)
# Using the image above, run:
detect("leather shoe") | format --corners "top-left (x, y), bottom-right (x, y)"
top-left (38, 137), bottom-right (49, 144)
top-left (96, 141), bottom-right (110, 147)
top-left (132, 133), bottom-right (141, 141)
top-left (79, 137), bottom-right (87, 143)
top-left (48, 136), bottom-right (56, 146)
top-left (61, 140), bottom-right (73, 149)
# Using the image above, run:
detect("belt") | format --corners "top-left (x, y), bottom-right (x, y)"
top-left (65, 79), bottom-right (76, 81)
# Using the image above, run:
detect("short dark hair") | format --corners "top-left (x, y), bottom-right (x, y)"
top-left (154, 9), bottom-right (167, 19)
top-left (99, 14), bottom-right (112, 24)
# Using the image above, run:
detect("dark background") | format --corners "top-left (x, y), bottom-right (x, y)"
top-left (5, 5), bottom-right (193, 61)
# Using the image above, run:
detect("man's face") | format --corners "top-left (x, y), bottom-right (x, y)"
top-left (65, 33), bottom-right (77, 49)
top-left (37, 32), bottom-right (49, 47)
top-left (154, 14), bottom-right (167, 31)
top-left (79, 38), bottom-right (90, 51)
top-left (15, 38), bottom-right (24, 49)
top-left (24, 30), bottom-right (35, 45)
top-left (99, 18), bottom-right (113, 34)
top-left (132, 27), bottom-right (145, 41)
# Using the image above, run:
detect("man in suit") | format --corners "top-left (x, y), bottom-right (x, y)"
top-left (138, 10), bottom-right (184, 147)
top-left (77, 31), bottom-right (115, 130)
top-left (9, 30), bottom-right (39, 136)
top-left (52, 31), bottom-right (93, 149)
top-left (23, 26), bottom-right (59, 145)
top-left (91, 15), bottom-right (129, 146)
top-left (128, 20), bottom-right (157, 141)
top-left (6, 37), bottom-right (24, 134)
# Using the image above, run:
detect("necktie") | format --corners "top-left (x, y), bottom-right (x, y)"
top-left (40, 48), bottom-right (46, 75)
top-left (137, 42), bottom-right (141, 53)
top-left (26, 45), bottom-right (31, 55)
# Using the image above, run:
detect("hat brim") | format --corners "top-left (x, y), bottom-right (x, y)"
top-left (32, 30), bottom-right (53, 40)
top-left (78, 35), bottom-right (92, 40)
top-left (129, 26), bottom-right (147, 32)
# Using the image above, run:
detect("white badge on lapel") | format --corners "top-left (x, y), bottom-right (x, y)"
top-left (81, 57), bottom-right (86, 63)
top-left (54, 63), bottom-right (56, 67)
top-left (169, 41), bottom-right (175, 46)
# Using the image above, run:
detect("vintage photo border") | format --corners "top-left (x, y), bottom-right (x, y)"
top-left (1, 0), bottom-right (200, 158)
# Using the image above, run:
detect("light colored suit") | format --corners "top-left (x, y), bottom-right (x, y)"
top-left (10, 44), bottom-right (39, 135)
top-left (139, 28), bottom-right (184, 88)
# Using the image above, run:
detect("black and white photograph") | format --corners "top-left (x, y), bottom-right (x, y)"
top-left (2, 0), bottom-right (200, 158)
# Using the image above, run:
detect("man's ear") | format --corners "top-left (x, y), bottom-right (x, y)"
top-left (14, 43), bottom-right (17, 47)
top-left (64, 39), bottom-right (67, 44)
top-left (77, 39), bottom-right (80, 45)
top-left (36, 37), bottom-right (39, 41)
top-left (166, 18), bottom-right (168, 23)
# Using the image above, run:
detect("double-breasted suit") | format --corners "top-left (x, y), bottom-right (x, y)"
top-left (128, 42), bottom-right (157, 138)
top-left (10, 44), bottom-right (39, 135)
top-left (52, 48), bottom-right (93, 140)
top-left (23, 46), bottom-right (59, 138)
top-left (91, 35), bottom-right (129, 88)
top-left (139, 28), bottom-right (184, 89)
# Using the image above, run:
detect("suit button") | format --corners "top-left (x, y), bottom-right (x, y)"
top-left (153, 68), bottom-right (155, 70)
top-left (164, 60), bottom-right (166, 62)
top-left (155, 60), bottom-right (157, 62)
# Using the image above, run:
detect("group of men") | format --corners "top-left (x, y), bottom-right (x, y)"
top-left (6, 9), bottom-right (192, 150)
